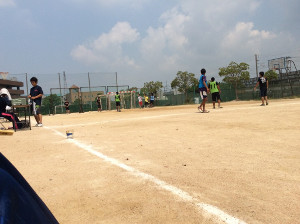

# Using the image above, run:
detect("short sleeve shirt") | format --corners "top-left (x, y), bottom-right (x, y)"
top-left (258, 77), bottom-right (267, 89)
top-left (198, 75), bottom-right (207, 89)
top-left (30, 85), bottom-right (43, 105)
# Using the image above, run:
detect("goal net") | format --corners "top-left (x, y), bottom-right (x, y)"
top-left (107, 91), bottom-right (136, 110)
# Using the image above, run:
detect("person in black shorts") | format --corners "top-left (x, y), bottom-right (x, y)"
top-left (96, 96), bottom-right (102, 112)
top-left (254, 71), bottom-right (269, 106)
top-left (64, 100), bottom-right (70, 114)
top-left (115, 92), bottom-right (121, 112)
top-left (208, 77), bottom-right (222, 109)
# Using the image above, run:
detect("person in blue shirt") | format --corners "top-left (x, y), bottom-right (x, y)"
top-left (28, 77), bottom-right (43, 127)
top-left (198, 68), bottom-right (210, 113)
top-left (150, 93), bottom-right (155, 108)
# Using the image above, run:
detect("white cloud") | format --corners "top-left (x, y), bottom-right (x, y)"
top-left (71, 22), bottom-right (140, 69)
top-left (0, 0), bottom-right (15, 7)
top-left (140, 7), bottom-right (190, 70)
top-left (70, 0), bottom-right (300, 84)
top-left (65, 0), bottom-right (149, 9)
top-left (221, 22), bottom-right (276, 55)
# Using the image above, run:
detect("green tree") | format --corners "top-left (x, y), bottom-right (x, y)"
top-left (43, 94), bottom-right (61, 114)
top-left (264, 70), bottom-right (278, 81)
top-left (141, 81), bottom-right (163, 95)
top-left (129, 87), bottom-right (138, 92)
top-left (171, 71), bottom-right (198, 102)
top-left (219, 61), bottom-right (250, 100)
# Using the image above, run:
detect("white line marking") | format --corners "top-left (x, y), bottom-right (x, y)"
top-left (47, 113), bottom-right (190, 129)
top-left (47, 101), bottom-right (300, 129)
top-left (45, 126), bottom-right (247, 224)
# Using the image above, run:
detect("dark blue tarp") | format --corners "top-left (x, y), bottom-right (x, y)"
top-left (0, 153), bottom-right (58, 224)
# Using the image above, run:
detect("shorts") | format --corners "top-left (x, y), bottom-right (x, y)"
top-left (116, 101), bottom-right (120, 107)
top-left (199, 88), bottom-right (207, 99)
top-left (65, 107), bottom-right (70, 110)
top-left (260, 88), bottom-right (267, 97)
top-left (97, 104), bottom-right (101, 109)
top-left (212, 92), bottom-right (220, 102)
top-left (139, 101), bottom-right (143, 106)
top-left (30, 104), bottom-right (41, 115)
top-left (150, 100), bottom-right (154, 104)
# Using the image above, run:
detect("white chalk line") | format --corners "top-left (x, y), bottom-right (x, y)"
top-left (47, 100), bottom-right (300, 129)
top-left (45, 126), bottom-right (247, 224)
top-left (47, 113), bottom-right (190, 129)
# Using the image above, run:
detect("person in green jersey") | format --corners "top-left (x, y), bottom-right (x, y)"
top-left (209, 77), bottom-right (222, 109)
top-left (115, 92), bottom-right (121, 112)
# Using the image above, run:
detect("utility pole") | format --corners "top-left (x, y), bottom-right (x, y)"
top-left (58, 73), bottom-right (63, 113)
top-left (255, 54), bottom-right (259, 78)
top-left (116, 72), bottom-right (118, 92)
top-left (63, 71), bottom-right (67, 95)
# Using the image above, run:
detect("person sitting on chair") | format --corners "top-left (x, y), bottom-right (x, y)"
top-left (0, 88), bottom-right (23, 130)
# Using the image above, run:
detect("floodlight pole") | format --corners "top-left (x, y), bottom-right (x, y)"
top-left (255, 54), bottom-right (259, 78)
top-left (58, 73), bottom-right (63, 113)
top-left (25, 73), bottom-right (29, 99)
top-left (88, 72), bottom-right (92, 110)
top-left (116, 72), bottom-right (118, 92)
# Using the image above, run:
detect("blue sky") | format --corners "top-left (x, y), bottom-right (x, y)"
top-left (1, 0), bottom-right (300, 90)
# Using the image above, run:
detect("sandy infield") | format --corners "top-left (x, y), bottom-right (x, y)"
top-left (1, 99), bottom-right (300, 224)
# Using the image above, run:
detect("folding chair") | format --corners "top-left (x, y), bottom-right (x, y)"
top-left (0, 113), bottom-right (17, 131)
top-left (0, 116), bottom-right (14, 135)
top-left (0, 116), bottom-right (6, 129)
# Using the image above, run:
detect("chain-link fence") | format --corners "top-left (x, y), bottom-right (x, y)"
top-left (35, 72), bottom-right (300, 115)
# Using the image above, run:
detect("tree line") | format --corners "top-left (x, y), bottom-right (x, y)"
top-left (43, 61), bottom-right (278, 110)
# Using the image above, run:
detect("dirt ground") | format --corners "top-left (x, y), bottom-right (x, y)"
top-left (1, 99), bottom-right (300, 224)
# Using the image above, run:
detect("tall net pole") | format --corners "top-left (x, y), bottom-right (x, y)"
top-left (88, 72), bottom-right (93, 110)
top-left (58, 73), bottom-right (63, 113)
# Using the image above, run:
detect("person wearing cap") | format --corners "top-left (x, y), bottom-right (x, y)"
top-left (198, 68), bottom-right (210, 113)
top-left (209, 77), bottom-right (222, 109)
top-left (115, 92), bottom-right (121, 112)
top-left (0, 88), bottom-right (23, 129)
top-left (254, 71), bottom-right (269, 106)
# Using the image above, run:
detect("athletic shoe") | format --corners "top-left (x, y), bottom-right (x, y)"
top-left (266, 102), bottom-right (268, 105)
top-left (260, 104), bottom-right (265, 106)
top-left (34, 123), bottom-right (39, 127)
top-left (198, 106), bottom-right (203, 112)
top-left (38, 123), bottom-right (43, 127)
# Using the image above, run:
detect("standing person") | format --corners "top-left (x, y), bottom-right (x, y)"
top-left (150, 93), bottom-right (155, 107)
top-left (64, 100), bottom-right (70, 114)
top-left (115, 92), bottom-right (121, 112)
top-left (198, 68), bottom-right (210, 113)
top-left (28, 77), bottom-right (43, 127)
top-left (138, 94), bottom-right (143, 109)
top-left (254, 71), bottom-right (269, 106)
top-left (96, 96), bottom-right (102, 112)
top-left (209, 77), bottom-right (222, 109)
top-left (144, 94), bottom-right (149, 108)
